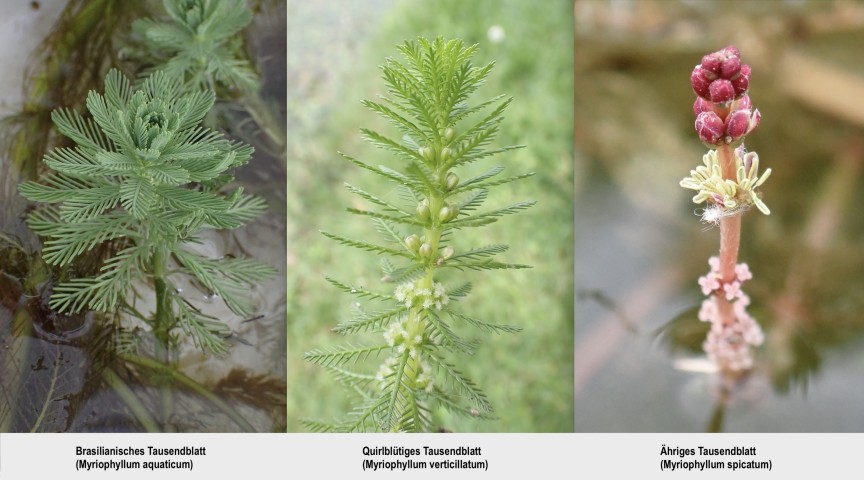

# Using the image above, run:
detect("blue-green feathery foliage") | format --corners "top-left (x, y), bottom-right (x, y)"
top-left (304, 37), bottom-right (533, 432)
top-left (133, 0), bottom-right (260, 93)
top-left (19, 69), bottom-right (275, 355)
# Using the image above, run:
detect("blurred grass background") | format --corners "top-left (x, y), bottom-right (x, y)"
top-left (286, 0), bottom-right (574, 432)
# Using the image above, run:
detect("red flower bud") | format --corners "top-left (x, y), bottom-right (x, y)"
top-left (700, 54), bottom-right (721, 76)
top-left (731, 64), bottom-right (750, 97)
top-left (709, 79), bottom-right (735, 103)
top-left (725, 110), bottom-right (751, 141)
top-left (725, 108), bottom-right (760, 143)
top-left (689, 45), bottom-right (759, 145)
top-left (735, 94), bottom-right (752, 111)
top-left (693, 97), bottom-right (713, 116)
top-left (691, 66), bottom-right (712, 99)
top-left (696, 111), bottom-right (724, 145)
top-left (749, 108), bottom-right (761, 133)
top-left (721, 45), bottom-right (740, 58)
top-left (719, 55), bottom-right (741, 79)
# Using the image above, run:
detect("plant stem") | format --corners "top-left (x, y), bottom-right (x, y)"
top-left (716, 145), bottom-right (742, 377)
top-left (718, 147), bottom-right (742, 283)
top-left (152, 246), bottom-right (175, 431)
top-left (717, 145), bottom-right (741, 286)
top-left (102, 367), bottom-right (160, 433)
top-left (0, 309), bottom-right (32, 432)
top-left (121, 354), bottom-right (256, 432)
top-left (389, 182), bottom-right (447, 431)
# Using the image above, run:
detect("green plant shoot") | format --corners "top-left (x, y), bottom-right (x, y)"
top-left (18, 69), bottom-right (276, 356)
top-left (304, 37), bottom-right (534, 432)
top-left (133, 0), bottom-right (260, 93)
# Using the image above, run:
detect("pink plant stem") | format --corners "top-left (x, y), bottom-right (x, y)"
top-left (716, 144), bottom-right (741, 327)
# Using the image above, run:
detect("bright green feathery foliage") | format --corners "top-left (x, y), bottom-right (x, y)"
top-left (304, 37), bottom-right (534, 432)
top-left (18, 69), bottom-right (275, 355)
top-left (133, 0), bottom-right (260, 93)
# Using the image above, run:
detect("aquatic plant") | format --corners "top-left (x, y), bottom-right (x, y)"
top-left (304, 37), bottom-right (533, 432)
top-left (17, 68), bottom-right (275, 428)
top-left (19, 68), bottom-right (274, 352)
top-left (680, 46), bottom-right (770, 373)
top-left (133, 0), bottom-right (260, 93)
top-left (0, 0), bottom-right (282, 434)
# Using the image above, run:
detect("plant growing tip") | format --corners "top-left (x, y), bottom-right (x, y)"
top-left (133, 0), bottom-right (260, 93)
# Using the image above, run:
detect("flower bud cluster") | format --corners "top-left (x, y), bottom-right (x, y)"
top-left (696, 257), bottom-right (764, 372)
top-left (414, 360), bottom-right (434, 392)
top-left (416, 146), bottom-right (453, 164)
top-left (375, 341), bottom-right (434, 392)
top-left (690, 45), bottom-right (749, 103)
top-left (384, 317), bottom-right (427, 349)
top-left (698, 257), bottom-right (752, 299)
top-left (694, 97), bottom-right (760, 147)
top-left (416, 198), bottom-right (460, 223)
top-left (689, 46), bottom-right (759, 147)
top-left (394, 280), bottom-right (449, 311)
top-left (378, 317), bottom-right (437, 392)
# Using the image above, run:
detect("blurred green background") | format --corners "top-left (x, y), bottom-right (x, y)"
top-left (286, 0), bottom-right (574, 432)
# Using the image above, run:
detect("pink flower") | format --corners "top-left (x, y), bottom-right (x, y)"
top-left (723, 281), bottom-right (742, 300)
top-left (735, 263), bottom-right (753, 282)
top-left (695, 259), bottom-right (762, 371)
top-left (708, 256), bottom-right (720, 272)
top-left (698, 298), bottom-right (717, 322)
top-left (699, 273), bottom-right (720, 295)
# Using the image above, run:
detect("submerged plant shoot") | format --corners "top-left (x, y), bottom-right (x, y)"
top-left (2, 0), bottom-right (284, 433)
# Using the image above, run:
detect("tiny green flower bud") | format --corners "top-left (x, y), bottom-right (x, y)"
top-left (440, 147), bottom-right (452, 163)
top-left (444, 127), bottom-right (455, 142)
top-left (404, 234), bottom-right (421, 252)
top-left (440, 246), bottom-right (454, 260)
top-left (439, 206), bottom-right (453, 223)
top-left (419, 243), bottom-right (433, 258)
top-left (416, 200), bottom-right (430, 220)
top-left (418, 146), bottom-right (433, 161)
top-left (444, 172), bottom-right (459, 191)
